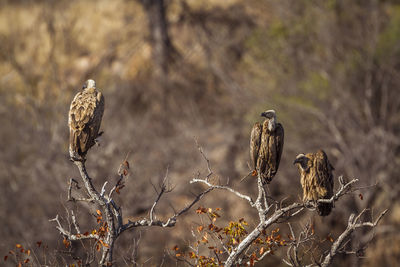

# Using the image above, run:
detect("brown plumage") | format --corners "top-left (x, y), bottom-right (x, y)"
top-left (68, 79), bottom-right (104, 161)
top-left (293, 150), bottom-right (334, 216)
top-left (250, 110), bottom-right (284, 184)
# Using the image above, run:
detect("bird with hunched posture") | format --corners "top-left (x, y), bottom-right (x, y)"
top-left (293, 150), bottom-right (334, 216)
top-left (68, 79), bottom-right (104, 161)
top-left (250, 110), bottom-right (284, 184)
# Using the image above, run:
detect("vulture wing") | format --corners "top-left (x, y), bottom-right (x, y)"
top-left (273, 123), bottom-right (284, 175)
top-left (250, 122), bottom-right (262, 170)
top-left (69, 90), bottom-right (104, 160)
top-left (315, 150), bottom-right (334, 195)
top-left (314, 150), bottom-right (334, 216)
top-left (257, 119), bottom-right (270, 182)
top-left (257, 118), bottom-right (284, 184)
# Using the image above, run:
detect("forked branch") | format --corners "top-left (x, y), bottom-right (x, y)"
top-left (320, 209), bottom-right (387, 267)
top-left (52, 154), bottom-right (218, 266)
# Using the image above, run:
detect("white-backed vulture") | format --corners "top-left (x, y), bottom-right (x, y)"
top-left (250, 110), bottom-right (284, 184)
top-left (293, 150), bottom-right (334, 216)
top-left (68, 79), bottom-right (105, 161)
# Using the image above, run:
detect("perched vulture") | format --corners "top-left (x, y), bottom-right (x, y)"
top-left (293, 150), bottom-right (334, 216)
top-left (68, 79), bottom-right (104, 161)
top-left (250, 110), bottom-right (284, 184)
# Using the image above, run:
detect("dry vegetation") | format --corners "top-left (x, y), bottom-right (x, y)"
top-left (0, 0), bottom-right (399, 266)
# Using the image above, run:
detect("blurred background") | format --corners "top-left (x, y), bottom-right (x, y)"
top-left (0, 0), bottom-right (399, 266)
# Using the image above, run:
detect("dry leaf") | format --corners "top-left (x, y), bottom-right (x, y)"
top-left (123, 160), bottom-right (130, 169)
top-left (63, 238), bottom-right (70, 248)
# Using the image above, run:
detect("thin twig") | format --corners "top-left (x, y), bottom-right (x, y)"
top-left (195, 139), bottom-right (212, 180)
top-left (191, 178), bottom-right (254, 206)
top-left (150, 168), bottom-right (170, 223)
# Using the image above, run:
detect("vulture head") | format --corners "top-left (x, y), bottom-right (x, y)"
top-left (83, 79), bottom-right (96, 90)
top-left (293, 153), bottom-right (310, 172)
top-left (260, 109), bottom-right (277, 131)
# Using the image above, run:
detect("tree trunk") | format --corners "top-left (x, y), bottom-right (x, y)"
top-left (140, 0), bottom-right (172, 80)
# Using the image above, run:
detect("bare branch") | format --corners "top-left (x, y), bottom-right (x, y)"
top-left (100, 181), bottom-right (108, 197)
top-left (284, 221), bottom-right (316, 267)
top-left (150, 167), bottom-right (170, 223)
top-left (73, 161), bottom-right (104, 204)
top-left (121, 187), bottom-right (215, 233)
top-left (191, 178), bottom-right (254, 206)
top-left (49, 215), bottom-right (99, 241)
top-left (67, 178), bottom-right (75, 201)
top-left (239, 171), bottom-right (253, 183)
top-left (69, 161), bottom-right (116, 265)
top-left (67, 178), bottom-right (92, 202)
top-left (255, 176), bottom-right (267, 223)
top-left (57, 131), bottom-right (379, 267)
top-left (317, 177), bottom-right (358, 204)
top-left (178, 188), bottom-right (215, 218)
top-left (320, 209), bottom-right (388, 267)
top-left (110, 154), bottom-right (130, 199)
top-left (109, 174), bottom-right (124, 200)
top-left (71, 211), bottom-right (81, 235)
top-left (224, 202), bottom-right (304, 266)
top-left (195, 139), bottom-right (212, 180)
top-left (224, 178), bottom-right (360, 266)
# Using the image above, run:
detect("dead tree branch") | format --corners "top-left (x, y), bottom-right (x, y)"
top-left (186, 144), bottom-right (369, 267)
top-left (190, 173), bottom-right (359, 267)
top-left (191, 178), bottom-right (254, 205)
top-left (320, 209), bottom-right (388, 267)
top-left (52, 154), bottom-right (216, 266)
top-left (52, 139), bottom-right (385, 267)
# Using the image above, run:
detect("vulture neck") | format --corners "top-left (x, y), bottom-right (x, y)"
top-left (267, 116), bottom-right (276, 131)
top-left (85, 87), bottom-right (96, 94)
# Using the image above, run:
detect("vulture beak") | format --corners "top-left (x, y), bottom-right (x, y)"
top-left (261, 110), bottom-right (275, 118)
top-left (293, 158), bottom-right (301, 165)
top-left (293, 154), bottom-right (310, 171)
top-left (293, 154), bottom-right (306, 165)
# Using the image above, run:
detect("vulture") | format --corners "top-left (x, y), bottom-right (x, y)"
top-left (250, 110), bottom-right (284, 184)
top-left (293, 150), bottom-right (334, 216)
top-left (68, 79), bottom-right (105, 161)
